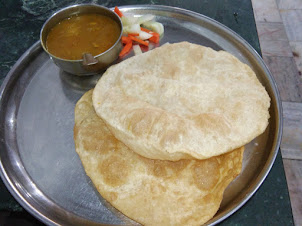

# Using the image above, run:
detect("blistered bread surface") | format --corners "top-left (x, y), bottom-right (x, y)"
top-left (74, 90), bottom-right (244, 226)
top-left (93, 42), bottom-right (270, 161)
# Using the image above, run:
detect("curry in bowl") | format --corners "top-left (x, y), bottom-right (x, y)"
top-left (46, 13), bottom-right (121, 60)
top-left (40, 4), bottom-right (123, 75)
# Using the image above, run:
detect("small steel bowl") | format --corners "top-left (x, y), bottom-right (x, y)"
top-left (40, 4), bottom-right (123, 76)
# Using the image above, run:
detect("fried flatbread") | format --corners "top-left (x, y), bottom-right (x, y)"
top-left (74, 90), bottom-right (244, 226)
top-left (93, 42), bottom-right (270, 161)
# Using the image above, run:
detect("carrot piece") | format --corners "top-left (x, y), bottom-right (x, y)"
top-left (149, 35), bottom-right (160, 43)
top-left (140, 27), bottom-right (160, 43)
top-left (119, 41), bottom-right (132, 57)
top-left (121, 36), bottom-right (132, 44)
top-left (141, 27), bottom-right (160, 37)
top-left (129, 36), bottom-right (149, 46)
top-left (151, 32), bottom-right (160, 38)
top-left (140, 27), bottom-right (152, 33)
top-left (114, 6), bottom-right (123, 17)
top-left (128, 33), bottom-right (139, 36)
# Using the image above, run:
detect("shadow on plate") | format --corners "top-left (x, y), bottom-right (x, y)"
top-left (59, 70), bottom-right (103, 93)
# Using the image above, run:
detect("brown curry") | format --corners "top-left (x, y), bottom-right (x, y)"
top-left (46, 13), bottom-right (120, 60)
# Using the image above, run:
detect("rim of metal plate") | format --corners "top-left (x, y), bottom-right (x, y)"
top-left (0, 4), bottom-right (282, 226)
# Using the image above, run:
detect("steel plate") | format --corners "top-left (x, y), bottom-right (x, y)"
top-left (0, 5), bottom-right (282, 226)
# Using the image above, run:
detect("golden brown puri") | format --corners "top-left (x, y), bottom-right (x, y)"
top-left (74, 90), bottom-right (244, 226)
top-left (92, 42), bottom-right (270, 161)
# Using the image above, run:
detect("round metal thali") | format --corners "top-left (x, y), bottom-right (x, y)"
top-left (0, 5), bottom-right (282, 226)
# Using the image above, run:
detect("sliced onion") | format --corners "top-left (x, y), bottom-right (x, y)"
top-left (133, 45), bottom-right (142, 55)
top-left (127, 24), bottom-right (141, 33)
top-left (137, 31), bottom-right (153, 40)
top-left (122, 26), bottom-right (130, 34)
top-left (142, 21), bottom-right (164, 36)
top-left (121, 15), bottom-right (138, 26)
